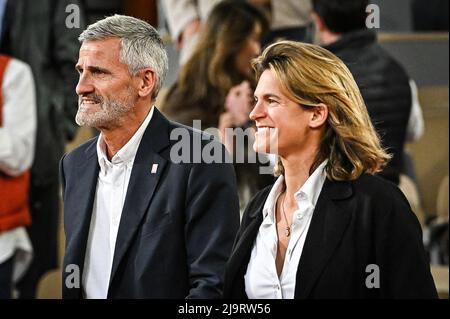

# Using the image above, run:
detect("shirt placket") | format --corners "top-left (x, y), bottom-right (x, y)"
top-left (109, 163), bottom-right (123, 258)
top-left (280, 195), bottom-right (310, 295)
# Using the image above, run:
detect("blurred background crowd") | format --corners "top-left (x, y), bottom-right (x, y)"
top-left (0, 0), bottom-right (448, 298)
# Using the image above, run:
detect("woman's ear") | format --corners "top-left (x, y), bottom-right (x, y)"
top-left (137, 68), bottom-right (156, 98)
top-left (309, 103), bottom-right (328, 129)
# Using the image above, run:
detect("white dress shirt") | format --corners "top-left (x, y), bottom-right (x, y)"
top-left (82, 106), bottom-right (154, 299)
top-left (245, 161), bottom-right (328, 299)
top-left (0, 58), bottom-right (36, 282)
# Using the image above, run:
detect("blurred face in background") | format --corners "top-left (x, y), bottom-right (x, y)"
top-left (234, 23), bottom-right (262, 78)
top-left (75, 37), bottom-right (139, 130)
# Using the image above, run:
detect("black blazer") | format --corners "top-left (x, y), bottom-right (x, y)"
top-left (60, 108), bottom-right (240, 298)
top-left (223, 174), bottom-right (438, 299)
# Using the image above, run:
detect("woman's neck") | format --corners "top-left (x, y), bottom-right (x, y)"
top-left (281, 148), bottom-right (318, 202)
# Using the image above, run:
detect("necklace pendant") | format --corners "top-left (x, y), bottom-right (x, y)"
top-left (285, 227), bottom-right (290, 237)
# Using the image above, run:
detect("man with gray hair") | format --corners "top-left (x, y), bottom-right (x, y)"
top-left (60, 15), bottom-right (239, 299)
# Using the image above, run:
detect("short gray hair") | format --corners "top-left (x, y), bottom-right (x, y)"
top-left (79, 14), bottom-right (168, 99)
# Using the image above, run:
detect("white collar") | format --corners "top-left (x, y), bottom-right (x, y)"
top-left (262, 160), bottom-right (328, 220)
top-left (96, 106), bottom-right (155, 171)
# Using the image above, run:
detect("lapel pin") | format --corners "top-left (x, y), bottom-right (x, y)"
top-left (151, 163), bottom-right (158, 174)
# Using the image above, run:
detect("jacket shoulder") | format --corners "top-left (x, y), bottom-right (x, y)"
top-left (353, 173), bottom-right (403, 198)
top-left (167, 119), bottom-right (214, 142)
top-left (352, 173), bottom-right (417, 223)
top-left (62, 136), bottom-right (98, 164)
top-left (165, 119), bottom-right (232, 165)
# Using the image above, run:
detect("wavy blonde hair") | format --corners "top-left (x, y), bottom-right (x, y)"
top-left (252, 41), bottom-right (391, 181)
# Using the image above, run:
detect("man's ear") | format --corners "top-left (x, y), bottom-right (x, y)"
top-left (309, 103), bottom-right (328, 129)
top-left (137, 68), bottom-right (156, 98)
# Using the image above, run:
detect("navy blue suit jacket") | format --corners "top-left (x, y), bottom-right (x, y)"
top-left (60, 108), bottom-right (240, 298)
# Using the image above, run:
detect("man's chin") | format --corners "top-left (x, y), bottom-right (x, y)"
top-left (76, 116), bottom-right (120, 131)
top-left (75, 115), bottom-right (98, 128)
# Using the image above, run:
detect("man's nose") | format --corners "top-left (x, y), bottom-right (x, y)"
top-left (76, 72), bottom-right (94, 96)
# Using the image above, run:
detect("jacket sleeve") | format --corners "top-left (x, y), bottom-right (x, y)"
top-left (184, 140), bottom-right (240, 298)
top-left (376, 186), bottom-right (438, 298)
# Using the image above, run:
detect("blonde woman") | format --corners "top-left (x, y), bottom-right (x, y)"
top-left (223, 41), bottom-right (437, 299)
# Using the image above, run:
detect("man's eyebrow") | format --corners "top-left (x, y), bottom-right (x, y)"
top-left (75, 65), bottom-right (112, 74)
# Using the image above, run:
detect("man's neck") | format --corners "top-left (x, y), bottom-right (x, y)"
top-left (100, 104), bottom-right (152, 160)
top-left (101, 128), bottom-right (136, 160)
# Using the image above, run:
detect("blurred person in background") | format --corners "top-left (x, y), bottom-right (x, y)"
top-left (161, 0), bottom-right (221, 64)
top-left (62, 15), bottom-right (239, 299)
top-left (223, 41), bottom-right (437, 299)
top-left (163, 0), bottom-right (269, 128)
top-left (162, 0), bottom-right (273, 209)
top-left (252, 0), bottom-right (314, 45)
top-left (0, 0), bottom-right (86, 298)
top-left (162, 0), bottom-right (313, 65)
top-left (312, 0), bottom-right (425, 185)
top-left (0, 54), bottom-right (36, 299)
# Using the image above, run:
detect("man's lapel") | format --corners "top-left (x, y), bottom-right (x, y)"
top-left (108, 108), bottom-right (170, 287)
top-left (294, 179), bottom-right (354, 298)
